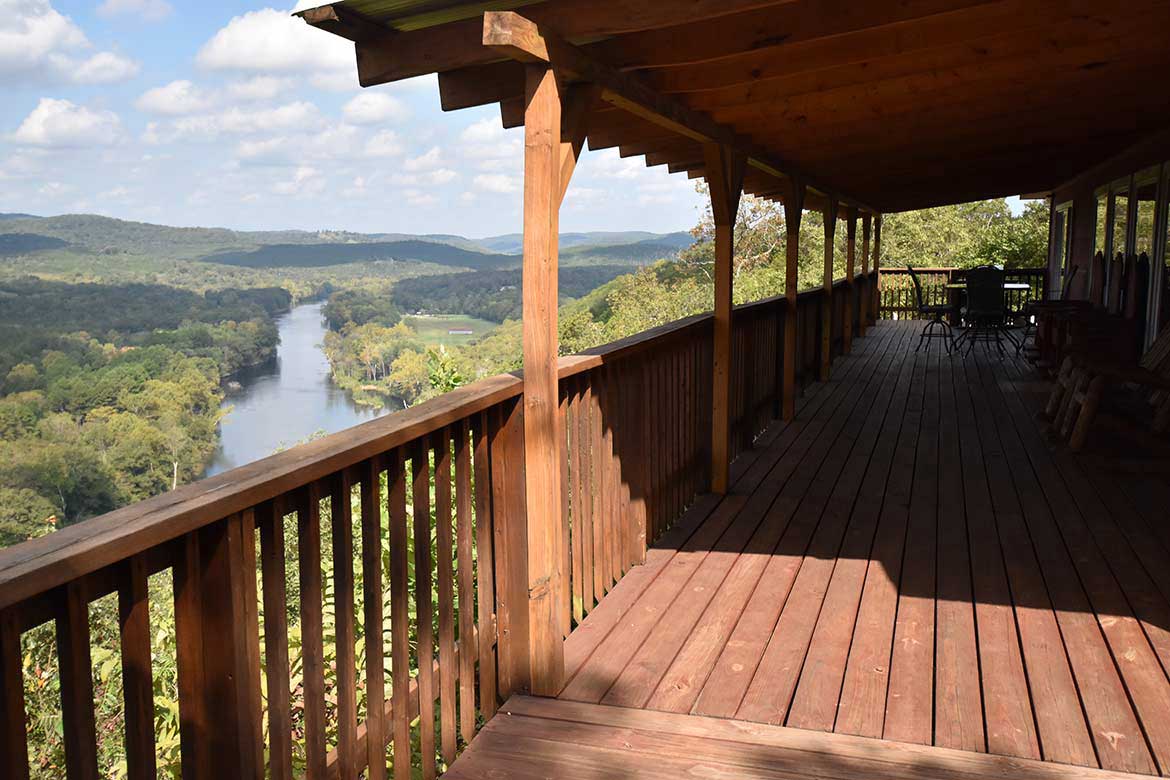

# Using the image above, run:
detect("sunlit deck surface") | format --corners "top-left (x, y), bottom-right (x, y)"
top-left (453, 320), bottom-right (1170, 778)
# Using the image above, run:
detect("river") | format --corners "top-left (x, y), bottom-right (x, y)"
top-left (203, 302), bottom-right (391, 477)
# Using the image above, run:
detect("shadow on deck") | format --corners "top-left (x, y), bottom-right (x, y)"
top-left (451, 321), bottom-right (1170, 779)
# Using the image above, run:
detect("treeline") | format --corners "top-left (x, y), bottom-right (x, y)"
top-left (0, 277), bottom-right (290, 338)
top-left (392, 265), bottom-right (633, 323)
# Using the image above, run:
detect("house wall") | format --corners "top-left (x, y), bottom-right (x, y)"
top-left (1049, 127), bottom-right (1170, 348)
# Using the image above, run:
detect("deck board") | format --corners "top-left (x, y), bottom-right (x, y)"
top-left (446, 696), bottom-right (1159, 780)
top-left (455, 321), bottom-right (1170, 779)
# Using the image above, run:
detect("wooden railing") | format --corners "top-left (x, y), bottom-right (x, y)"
top-left (877, 267), bottom-right (1047, 320)
top-left (0, 272), bottom-right (876, 779)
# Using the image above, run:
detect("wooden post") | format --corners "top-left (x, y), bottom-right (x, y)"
top-left (782, 178), bottom-right (806, 421)
top-left (821, 197), bottom-right (839, 381)
top-left (521, 63), bottom-right (571, 696)
top-left (872, 214), bottom-right (883, 322)
top-left (859, 213), bottom-right (871, 336)
top-left (704, 142), bottom-right (745, 495)
top-left (843, 207), bottom-right (858, 353)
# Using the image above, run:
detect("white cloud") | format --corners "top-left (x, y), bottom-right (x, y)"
top-left (365, 130), bottom-right (404, 157)
top-left (0, 0), bottom-right (139, 84)
top-left (148, 101), bottom-right (323, 142)
top-left (11, 98), bottom-right (123, 148)
top-left (97, 0), bottom-right (172, 22)
top-left (70, 51), bottom-right (140, 84)
top-left (342, 92), bottom-right (409, 125)
top-left (136, 80), bottom-right (216, 116)
top-left (273, 165), bottom-right (324, 197)
top-left (473, 173), bottom-right (518, 194)
top-left (427, 168), bottom-right (458, 185)
top-left (197, 8), bottom-right (353, 75)
top-left (459, 117), bottom-right (521, 172)
top-left (404, 189), bottom-right (438, 207)
top-left (404, 146), bottom-right (444, 171)
top-left (226, 76), bottom-right (294, 101)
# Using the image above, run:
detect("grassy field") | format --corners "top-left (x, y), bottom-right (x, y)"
top-left (402, 314), bottom-right (497, 346)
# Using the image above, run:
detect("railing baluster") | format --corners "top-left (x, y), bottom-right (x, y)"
top-left (1, 609), bottom-right (29, 780)
top-left (411, 438), bottom-right (436, 780)
top-left (299, 487), bottom-right (327, 779)
top-left (386, 448), bottom-right (411, 780)
top-left (119, 554), bottom-right (156, 780)
top-left (174, 533), bottom-right (207, 780)
top-left (259, 500), bottom-right (293, 780)
top-left (568, 380), bottom-right (585, 624)
top-left (360, 459), bottom-right (387, 780)
top-left (455, 419), bottom-right (477, 743)
top-left (332, 472), bottom-right (359, 780)
top-left (58, 581), bottom-right (98, 780)
top-left (434, 428), bottom-right (457, 767)
top-left (472, 412), bottom-right (497, 719)
top-left (558, 389), bottom-right (571, 637)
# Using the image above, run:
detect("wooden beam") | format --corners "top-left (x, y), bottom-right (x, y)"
top-left (298, 4), bottom-right (389, 43)
top-left (821, 195), bottom-right (839, 381)
top-left (559, 85), bottom-right (596, 206)
top-left (843, 207), bottom-right (857, 354)
top-left (522, 63), bottom-right (566, 696)
top-left (781, 179), bottom-right (806, 421)
top-left (705, 142), bottom-right (747, 495)
top-left (345, 0), bottom-right (799, 85)
top-left (872, 214), bottom-right (883, 323)
top-left (859, 213), bottom-right (871, 336)
top-left (482, 11), bottom-right (868, 210)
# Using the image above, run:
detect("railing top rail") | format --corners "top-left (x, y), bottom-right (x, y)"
top-left (0, 270), bottom-right (877, 612)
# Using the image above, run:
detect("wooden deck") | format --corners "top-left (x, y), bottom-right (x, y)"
top-left (453, 320), bottom-right (1170, 778)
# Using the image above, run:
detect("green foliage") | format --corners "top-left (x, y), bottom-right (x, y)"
top-left (426, 346), bottom-right (465, 395)
top-left (323, 288), bottom-right (402, 330)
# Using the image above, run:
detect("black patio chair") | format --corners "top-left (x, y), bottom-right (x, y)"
top-left (962, 265), bottom-right (1008, 356)
top-left (908, 266), bottom-right (955, 353)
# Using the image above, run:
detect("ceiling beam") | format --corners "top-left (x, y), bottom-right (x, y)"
top-left (481, 10), bottom-right (874, 211)
top-left (307, 0), bottom-right (800, 86)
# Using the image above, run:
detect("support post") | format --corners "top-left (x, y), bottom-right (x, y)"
top-left (821, 197), bottom-right (839, 381)
top-left (782, 178), bottom-right (806, 421)
top-left (521, 65), bottom-right (588, 696)
top-left (872, 214), bottom-right (883, 322)
top-left (860, 213), bottom-right (871, 336)
top-left (843, 207), bottom-right (858, 353)
top-left (704, 142), bottom-right (745, 495)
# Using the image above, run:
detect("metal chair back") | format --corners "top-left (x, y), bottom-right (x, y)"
top-left (966, 266), bottom-right (1005, 320)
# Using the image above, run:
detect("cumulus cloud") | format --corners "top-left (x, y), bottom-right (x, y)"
top-left (136, 80), bottom-right (216, 116)
top-left (145, 101), bottom-right (323, 143)
top-left (197, 8), bottom-right (353, 77)
top-left (365, 130), bottom-right (404, 158)
top-left (404, 146), bottom-right (445, 171)
top-left (273, 165), bottom-right (325, 197)
top-left (226, 75), bottom-right (294, 101)
top-left (342, 92), bottom-right (409, 125)
top-left (0, 0), bottom-right (139, 84)
top-left (10, 98), bottom-right (123, 148)
top-left (96, 0), bottom-right (172, 22)
top-left (473, 173), bottom-right (518, 194)
top-left (459, 117), bottom-right (521, 172)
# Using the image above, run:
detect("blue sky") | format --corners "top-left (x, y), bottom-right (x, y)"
top-left (0, 0), bottom-right (705, 236)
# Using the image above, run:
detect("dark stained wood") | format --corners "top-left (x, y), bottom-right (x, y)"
top-left (411, 439), bottom-right (436, 780)
top-left (455, 420), bottom-right (478, 744)
top-left (0, 609), bottom-right (28, 780)
top-left (57, 582), bottom-right (99, 780)
top-left (434, 429), bottom-right (458, 766)
top-left (119, 554), bottom-right (156, 780)
top-left (299, 489), bottom-right (328, 779)
top-left (332, 474), bottom-right (359, 780)
top-left (359, 461), bottom-right (387, 780)
top-left (472, 412), bottom-right (498, 720)
top-left (173, 534), bottom-right (207, 780)
top-left (386, 449), bottom-right (412, 780)
top-left (781, 180), bottom-right (806, 421)
top-left (259, 501), bottom-right (294, 780)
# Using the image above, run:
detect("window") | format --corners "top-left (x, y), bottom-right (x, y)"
top-left (1110, 181), bottom-right (1130, 259)
top-left (1161, 168), bottom-right (1170, 332)
top-left (1094, 188), bottom-right (1108, 256)
top-left (1134, 171), bottom-right (1158, 259)
top-left (1053, 202), bottom-right (1074, 297)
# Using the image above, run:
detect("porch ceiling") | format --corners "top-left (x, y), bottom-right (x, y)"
top-left (300, 0), bottom-right (1170, 212)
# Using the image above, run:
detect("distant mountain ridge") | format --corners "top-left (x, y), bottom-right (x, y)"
top-left (0, 213), bottom-right (693, 270)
